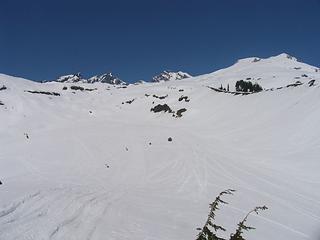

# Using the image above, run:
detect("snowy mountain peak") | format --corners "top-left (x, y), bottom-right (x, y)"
top-left (56, 73), bottom-right (83, 83)
top-left (152, 71), bottom-right (192, 82)
top-left (87, 73), bottom-right (126, 85)
top-left (55, 72), bottom-right (126, 85)
top-left (269, 53), bottom-right (298, 62)
top-left (236, 53), bottom-right (298, 65)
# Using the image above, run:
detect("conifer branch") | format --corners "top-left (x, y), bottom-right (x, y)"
top-left (229, 205), bottom-right (268, 240)
top-left (196, 189), bottom-right (235, 240)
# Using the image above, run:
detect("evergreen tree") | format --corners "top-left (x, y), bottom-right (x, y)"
top-left (235, 80), bottom-right (262, 93)
top-left (196, 189), bottom-right (235, 240)
top-left (229, 206), bottom-right (268, 240)
top-left (252, 83), bottom-right (263, 92)
top-left (227, 84), bottom-right (229, 92)
top-left (195, 191), bottom-right (268, 240)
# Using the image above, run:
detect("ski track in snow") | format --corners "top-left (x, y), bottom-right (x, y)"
top-left (0, 187), bottom-right (128, 240)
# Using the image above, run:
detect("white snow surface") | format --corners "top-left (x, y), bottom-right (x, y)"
top-left (0, 53), bottom-right (320, 240)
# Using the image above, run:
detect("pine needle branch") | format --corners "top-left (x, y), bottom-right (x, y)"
top-left (196, 189), bottom-right (235, 240)
top-left (229, 205), bottom-right (268, 240)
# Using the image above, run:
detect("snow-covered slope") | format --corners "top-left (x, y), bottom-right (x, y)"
top-left (152, 71), bottom-right (192, 82)
top-left (0, 54), bottom-right (320, 240)
top-left (196, 53), bottom-right (319, 91)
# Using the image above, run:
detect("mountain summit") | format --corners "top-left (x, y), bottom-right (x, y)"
top-left (152, 71), bottom-right (192, 82)
top-left (55, 72), bottom-right (126, 85)
top-left (56, 73), bottom-right (84, 83)
top-left (87, 73), bottom-right (126, 85)
top-left (235, 53), bottom-right (298, 65)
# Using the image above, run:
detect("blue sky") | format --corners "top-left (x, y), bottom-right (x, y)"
top-left (1, 0), bottom-right (319, 82)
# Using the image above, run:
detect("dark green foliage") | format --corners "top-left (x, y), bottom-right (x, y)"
top-left (196, 190), bottom-right (267, 240)
top-left (229, 206), bottom-right (268, 240)
top-left (62, 86), bottom-right (67, 90)
top-left (196, 189), bottom-right (235, 240)
top-left (235, 80), bottom-right (262, 93)
top-left (219, 84), bottom-right (226, 91)
top-left (252, 83), bottom-right (263, 92)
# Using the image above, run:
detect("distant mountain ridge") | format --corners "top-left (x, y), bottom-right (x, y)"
top-left (55, 72), bottom-right (126, 85)
top-left (54, 70), bottom-right (192, 84)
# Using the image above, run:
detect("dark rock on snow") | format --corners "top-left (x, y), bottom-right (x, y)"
top-left (26, 90), bottom-right (60, 96)
top-left (175, 108), bottom-right (187, 118)
top-left (308, 80), bottom-right (315, 87)
top-left (151, 104), bottom-right (173, 113)
top-left (153, 94), bottom-right (168, 99)
top-left (178, 96), bottom-right (190, 102)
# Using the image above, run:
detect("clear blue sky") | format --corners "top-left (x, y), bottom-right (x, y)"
top-left (1, 0), bottom-right (319, 83)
